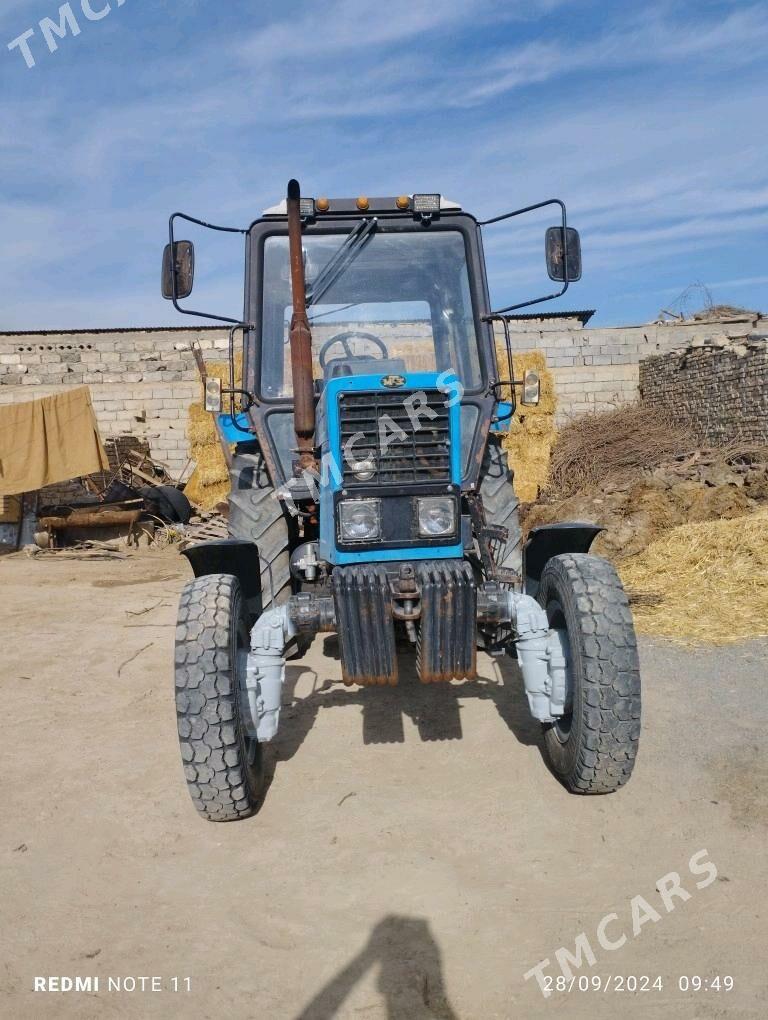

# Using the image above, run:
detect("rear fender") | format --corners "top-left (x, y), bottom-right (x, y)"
top-left (523, 522), bottom-right (603, 597)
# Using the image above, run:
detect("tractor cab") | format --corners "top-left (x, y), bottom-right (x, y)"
top-left (163, 189), bottom-right (579, 495)
top-left (255, 197), bottom-right (486, 399)
top-left (250, 195), bottom-right (496, 519)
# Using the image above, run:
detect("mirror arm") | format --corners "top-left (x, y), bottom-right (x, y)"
top-left (478, 197), bottom-right (566, 228)
top-left (226, 324), bottom-right (260, 423)
top-left (221, 389), bottom-right (257, 434)
top-left (480, 198), bottom-right (571, 317)
top-left (167, 212), bottom-right (250, 326)
top-left (485, 282), bottom-right (570, 317)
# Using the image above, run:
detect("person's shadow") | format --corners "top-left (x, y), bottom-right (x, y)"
top-left (295, 915), bottom-right (458, 1019)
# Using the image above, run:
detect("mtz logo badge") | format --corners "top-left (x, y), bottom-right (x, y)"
top-left (381, 375), bottom-right (406, 388)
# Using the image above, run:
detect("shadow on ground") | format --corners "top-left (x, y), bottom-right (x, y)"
top-left (272, 647), bottom-right (541, 763)
top-left (294, 915), bottom-right (458, 1020)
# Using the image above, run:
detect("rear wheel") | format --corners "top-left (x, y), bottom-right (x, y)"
top-left (538, 553), bottom-right (641, 793)
top-left (228, 445), bottom-right (311, 657)
top-left (478, 438), bottom-right (523, 579)
top-left (174, 573), bottom-right (263, 821)
top-left (477, 439), bottom-right (522, 650)
top-left (228, 446), bottom-right (293, 615)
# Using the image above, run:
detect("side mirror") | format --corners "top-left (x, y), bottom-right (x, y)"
top-left (521, 369), bottom-right (541, 406)
top-left (545, 226), bottom-right (582, 283)
top-left (162, 240), bottom-right (195, 300)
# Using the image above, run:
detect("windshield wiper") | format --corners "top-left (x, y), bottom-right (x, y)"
top-left (308, 301), bottom-right (359, 323)
top-left (307, 217), bottom-right (377, 306)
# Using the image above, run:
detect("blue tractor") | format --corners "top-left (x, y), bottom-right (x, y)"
top-left (162, 182), bottom-right (641, 821)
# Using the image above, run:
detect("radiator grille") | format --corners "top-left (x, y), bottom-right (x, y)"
top-left (338, 389), bottom-right (451, 486)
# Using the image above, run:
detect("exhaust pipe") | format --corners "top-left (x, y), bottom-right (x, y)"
top-left (286, 178), bottom-right (317, 473)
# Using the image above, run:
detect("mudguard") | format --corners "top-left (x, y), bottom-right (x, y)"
top-left (181, 539), bottom-right (262, 604)
top-left (523, 522), bottom-right (604, 596)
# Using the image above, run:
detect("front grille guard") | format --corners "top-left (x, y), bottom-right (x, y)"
top-left (338, 389), bottom-right (452, 486)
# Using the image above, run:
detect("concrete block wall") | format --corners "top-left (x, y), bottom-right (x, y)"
top-left (1, 312), bottom-right (765, 493)
top-left (496, 312), bottom-right (768, 421)
top-left (639, 334), bottom-right (768, 446)
top-left (0, 327), bottom-right (231, 479)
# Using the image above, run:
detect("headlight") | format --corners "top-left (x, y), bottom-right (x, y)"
top-left (338, 499), bottom-right (381, 543)
top-left (416, 496), bottom-right (456, 538)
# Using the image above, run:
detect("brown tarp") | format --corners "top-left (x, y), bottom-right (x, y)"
top-left (0, 387), bottom-right (109, 496)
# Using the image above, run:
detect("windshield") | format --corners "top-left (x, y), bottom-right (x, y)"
top-left (259, 228), bottom-right (482, 397)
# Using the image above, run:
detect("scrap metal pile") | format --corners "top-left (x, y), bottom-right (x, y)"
top-left (33, 443), bottom-right (194, 550)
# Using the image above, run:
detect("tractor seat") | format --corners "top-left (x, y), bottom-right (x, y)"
top-left (323, 356), bottom-right (407, 380)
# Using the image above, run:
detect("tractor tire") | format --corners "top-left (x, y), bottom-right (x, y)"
top-left (140, 484), bottom-right (192, 524)
top-left (478, 438), bottom-right (523, 580)
top-left (228, 448), bottom-right (293, 616)
top-left (174, 573), bottom-right (263, 822)
top-left (537, 553), bottom-right (641, 794)
top-left (227, 447), bottom-right (311, 658)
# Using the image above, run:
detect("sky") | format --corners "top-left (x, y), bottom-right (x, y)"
top-left (0, 0), bottom-right (766, 330)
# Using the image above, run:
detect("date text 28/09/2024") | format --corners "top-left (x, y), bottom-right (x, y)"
top-left (540, 975), bottom-right (734, 994)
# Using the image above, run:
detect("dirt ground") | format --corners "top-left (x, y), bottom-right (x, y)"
top-left (1, 549), bottom-right (767, 1019)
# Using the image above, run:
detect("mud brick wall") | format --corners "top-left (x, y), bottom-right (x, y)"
top-left (639, 335), bottom-right (768, 445)
top-left (496, 312), bottom-right (768, 422)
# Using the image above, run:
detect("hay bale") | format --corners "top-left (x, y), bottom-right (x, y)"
top-left (184, 469), bottom-right (230, 509)
top-left (185, 436), bottom-right (230, 510)
top-left (494, 348), bottom-right (557, 502)
top-left (619, 511), bottom-right (768, 644)
top-left (185, 357), bottom-right (242, 512)
top-left (188, 404), bottom-right (218, 448)
top-left (495, 346), bottom-right (556, 415)
top-left (199, 351), bottom-right (243, 388)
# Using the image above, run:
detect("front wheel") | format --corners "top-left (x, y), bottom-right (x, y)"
top-left (538, 553), bottom-right (641, 793)
top-left (174, 574), bottom-right (263, 821)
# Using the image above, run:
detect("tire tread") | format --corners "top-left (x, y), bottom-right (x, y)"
top-left (478, 440), bottom-right (522, 577)
top-left (540, 553), bottom-right (641, 794)
top-left (228, 449), bottom-right (292, 611)
top-left (175, 573), bottom-right (260, 821)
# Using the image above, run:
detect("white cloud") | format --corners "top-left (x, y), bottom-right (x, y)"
top-left (1, 0), bottom-right (766, 328)
top-left (456, 3), bottom-right (768, 104)
top-left (236, 0), bottom-right (566, 63)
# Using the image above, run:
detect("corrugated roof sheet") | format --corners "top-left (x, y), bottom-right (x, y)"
top-left (503, 310), bottom-right (596, 324)
top-left (1, 310), bottom-right (597, 337)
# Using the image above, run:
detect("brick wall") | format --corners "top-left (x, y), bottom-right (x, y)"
top-left (495, 311), bottom-right (768, 421)
top-left (639, 334), bottom-right (768, 445)
top-left (1, 312), bottom-right (766, 491)
top-left (0, 327), bottom-right (231, 479)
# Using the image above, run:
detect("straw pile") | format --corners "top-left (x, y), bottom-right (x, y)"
top-left (619, 511), bottom-right (768, 644)
top-left (496, 347), bottom-right (557, 502)
top-left (184, 355), bottom-right (241, 511)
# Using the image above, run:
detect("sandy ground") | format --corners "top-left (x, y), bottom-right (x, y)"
top-left (1, 548), bottom-right (766, 1020)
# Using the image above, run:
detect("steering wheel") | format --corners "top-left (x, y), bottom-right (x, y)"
top-left (318, 331), bottom-right (389, 369)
